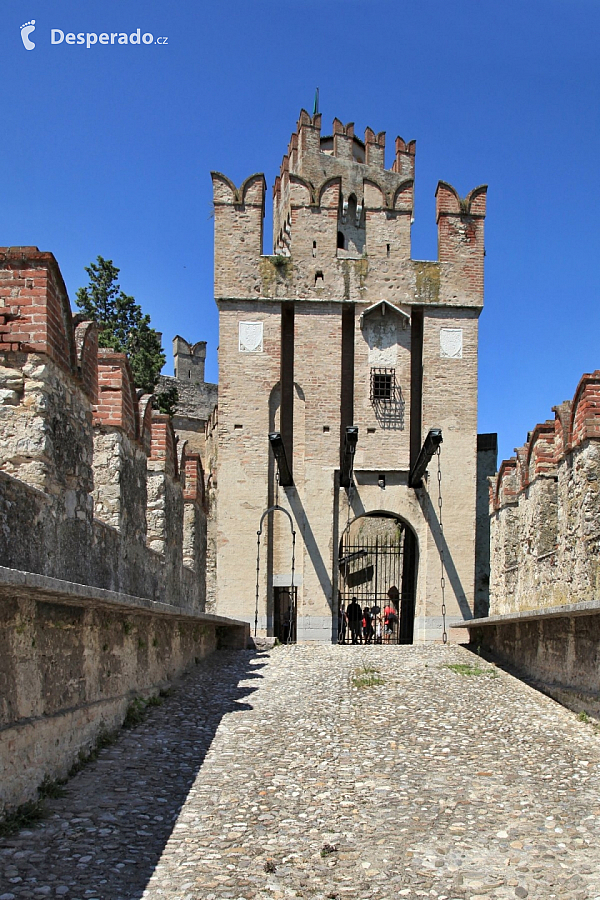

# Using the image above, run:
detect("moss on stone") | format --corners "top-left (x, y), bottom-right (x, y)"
top-left (414, 261), bottom-right (440, 303)
top-left (259, 256), bottom-right (293, 296)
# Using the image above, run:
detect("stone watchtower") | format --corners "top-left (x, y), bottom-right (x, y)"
top-left (157, 336), bottom-right (218, 457)
top-left (212, 109), bottom-right (492, 642)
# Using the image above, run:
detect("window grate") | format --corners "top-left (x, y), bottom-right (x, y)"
top-left (370, 368), bottom-right (395, 403)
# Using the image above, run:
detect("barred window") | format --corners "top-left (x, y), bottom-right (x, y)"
top-left (370, 368), bottom-right (395, 403)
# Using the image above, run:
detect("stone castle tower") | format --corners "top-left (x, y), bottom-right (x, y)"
top-left (158, 336), bottom-right (218, 457)
top-left (211, 109), bottom-right (492, 642)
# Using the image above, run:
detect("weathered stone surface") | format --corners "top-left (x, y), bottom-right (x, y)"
top-left (0, 247), bottom-right (242, 821)
top-left (0, 249), bottom-right (209, 613)
top-left (0, 567), bottom-right (248, 816)
top-left (472, 374), bottom-right (600, 713)
top-left (490, 373), bottom-right (600, 615)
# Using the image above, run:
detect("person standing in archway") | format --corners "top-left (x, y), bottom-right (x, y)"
top-left (384, 586), bottom-right (399, 644)
top-left (346, 596), bottom-right (363, 645)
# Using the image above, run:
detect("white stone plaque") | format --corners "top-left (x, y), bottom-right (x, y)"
top-left (365, 317), bottom-right (398, 366)
top-left (239, 321), bottom-right (263, 353)
top-left (440, 328), bottom-right (463, 359)
top-left (273, 573), bottom-right (303, 587)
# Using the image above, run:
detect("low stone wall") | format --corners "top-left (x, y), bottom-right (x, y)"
top-left (0, 567), bottom-right (249, 817)
top-left (453, 601), bottom-right (600, 718)
top-left (0, 247), bottom-right (248, 821)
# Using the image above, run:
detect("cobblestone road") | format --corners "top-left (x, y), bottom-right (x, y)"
top-left (2, 644), bottom-right (600, 900)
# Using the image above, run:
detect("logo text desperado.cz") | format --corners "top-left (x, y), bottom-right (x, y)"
top-left (51, 29), bottom-right (167, 48)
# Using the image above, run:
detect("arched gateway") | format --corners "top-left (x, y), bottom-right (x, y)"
top-left (339, 512), bottom-right (418, 644)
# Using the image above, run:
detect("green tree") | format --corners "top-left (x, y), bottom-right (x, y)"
top-left (76, 256), bottom-right (166, 395)
top-left (154, 385), bottom-right (179, 417)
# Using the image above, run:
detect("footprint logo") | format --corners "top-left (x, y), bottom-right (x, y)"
top-left (20, 20), bottom-right (36, 50)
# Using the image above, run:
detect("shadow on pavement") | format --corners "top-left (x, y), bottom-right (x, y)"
top-left (0, 648), bottom-right (267, 900)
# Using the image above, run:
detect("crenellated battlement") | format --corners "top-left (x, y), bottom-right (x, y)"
top-left (489, 370), bottom-right (600, 618)
top-left (0, 247), bottom-right (78, 378)
top-left (392, 137), bottom-right (416, 177)
top-left (364, 127), bottom-right (385, 168)
top-left (491, 371), bottom-right (600, 514)
top-left (435, 182), bottom-right (487, 300)
top-left (270, 112), bottom-right (416, 260)
top-left (283, 110), bottom-right (414, 174)
top-left (0, 245), bottom-right (247, 817)
top-left (213, 110), bottom-right (485, 309)
top-left (94, 350), bottom-right (140, 442)
top-left (0, 246), bottom-right (209, 612)
top-left (173, 334), bottom-right (206, 382)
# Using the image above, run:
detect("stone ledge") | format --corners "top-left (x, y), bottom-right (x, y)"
top-left (0, 565), bottom-right (247, 628)
top-left (451, 599), bottom-right (600, 628)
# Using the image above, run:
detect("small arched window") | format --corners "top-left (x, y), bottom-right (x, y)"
top-left (337, 231), bottom-right (345, 250)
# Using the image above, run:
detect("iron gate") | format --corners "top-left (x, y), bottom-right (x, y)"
top-left (339, 527), bottom-right (415, 644)
top-left (273, 586), bottom-right (297, 644)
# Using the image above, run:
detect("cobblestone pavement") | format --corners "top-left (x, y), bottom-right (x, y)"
top-left (2, 644), bottom-right (600, 900)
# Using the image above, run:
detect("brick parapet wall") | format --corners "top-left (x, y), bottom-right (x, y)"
top-left (492, 371), bottom-right (600, 514)
top-left (74, 320), bottom-right (98, 402)
top-left (0, 247), bottom-right (77, 376)
top-left (182, 450), bottom-right (207, 586)
top-left (94, 350), bottom-right (139, 442)
top-left (570, 371), bottom-right (600, 448)
top-left (137, 394), bottom-right (152, 454)
top-left (0, 246), bottom-right (209, 615)
top-left (489, 371), bottom-right (600, 616)
top-left (525, 421), bottom-right (557, 480)
top-left (435, 183), bottom-right (486, 303)
top-left (391, 136), bottom-right (416, 177)
top-left (147, 415), bottom-right (186, 593)
top-left (183, 451), bottom-right (204, 505)
top-left (149, 413), bottom-right (178, 478)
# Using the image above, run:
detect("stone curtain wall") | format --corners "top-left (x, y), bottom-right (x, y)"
top-left (0, 247), bottom-right (246, 816)
top-left (489, 372), bottom-right (600, 615)
top-left (0, 247), bottom-right (207, 611)
top-left (0, 576), bottom-right (217, 816)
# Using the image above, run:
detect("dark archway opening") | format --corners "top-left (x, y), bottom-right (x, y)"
top-left (338, 512), bottom-right (418, 644)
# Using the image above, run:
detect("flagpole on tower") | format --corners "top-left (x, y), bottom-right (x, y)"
top-left (313, 87), bottom-right (319, 116)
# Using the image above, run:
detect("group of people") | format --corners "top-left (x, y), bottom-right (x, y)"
top-left (338, 587), bottom-right (400, 645)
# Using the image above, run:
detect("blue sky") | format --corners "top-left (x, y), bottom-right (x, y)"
top-left (2, 0), bottom-right (600, 464)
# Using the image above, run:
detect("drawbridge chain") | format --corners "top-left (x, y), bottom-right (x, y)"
top-left (436, 446), bottom-right (447, 644)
